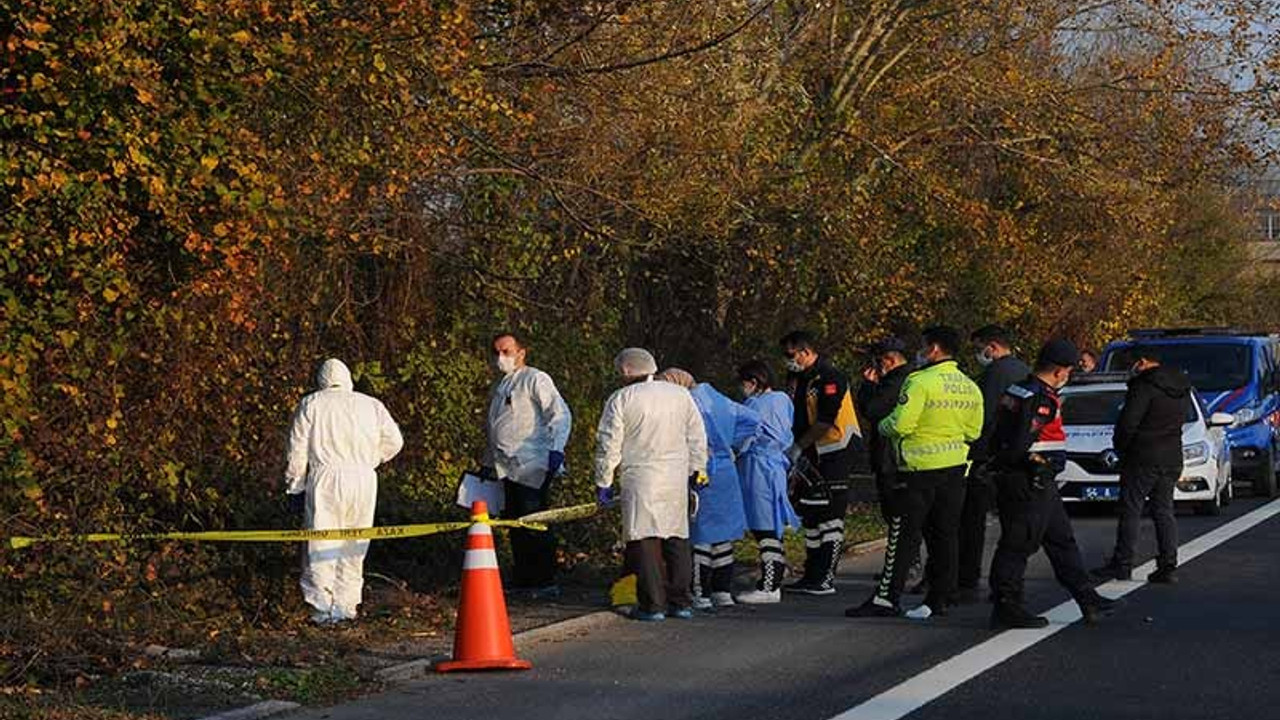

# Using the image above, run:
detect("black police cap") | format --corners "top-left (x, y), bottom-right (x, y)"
top-left (1038, 338), bottom-right (1080, 368)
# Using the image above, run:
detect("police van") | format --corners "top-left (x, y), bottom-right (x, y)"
top-left (1099, 328), bottom-right (1280, 497)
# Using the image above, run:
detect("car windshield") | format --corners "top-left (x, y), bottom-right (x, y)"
top-left (1104, 343), bottom-right (1253, 392)
top-left (1061, 390), bottom-right (1198, 426)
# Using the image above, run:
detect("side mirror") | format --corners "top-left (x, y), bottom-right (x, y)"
top-left (1208, 412), bottom-right (1235, 428)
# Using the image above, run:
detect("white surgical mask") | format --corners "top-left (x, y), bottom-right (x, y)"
top-left (785, 359), bottom-right (803, 373)
top-left (915, 351), bottom-right (930, 367)
top-left (496, 355), bottom-right (517, 375)
top-left (975, 348), bottom-right (993, 367)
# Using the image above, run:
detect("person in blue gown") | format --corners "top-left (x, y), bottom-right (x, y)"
top-left (733, 360), bottom-right (801, 604)
top-left (657, 368), bottom-right (761, 609)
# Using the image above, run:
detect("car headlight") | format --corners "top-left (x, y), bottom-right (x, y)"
top-left (1232, 406), bottom-right (1261, 428)
top-left (1183, 441), bottom-right (1210, 466)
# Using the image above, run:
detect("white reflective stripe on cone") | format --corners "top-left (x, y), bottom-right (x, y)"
top-left (463, 548), bottom-right (500, 570)
top-left (468, 523), bottom-right (494, 537)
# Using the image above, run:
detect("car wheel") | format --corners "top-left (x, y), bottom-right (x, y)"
top-left (1258, 447), bottom-right (1278, 498)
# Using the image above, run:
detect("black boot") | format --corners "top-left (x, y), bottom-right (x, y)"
top-left (787, 531), bottom-right (839, 595)
top-left (1089, 561), bottom-right (1132, 583)
top-left (1078, 592), bottom-right (1122, 624)
top-left (1148, 566), bottom-right (1178, 584)
top-left (786, 527), bottom-right (822, 590)
top-left (846, 597), bottom-right (900, 618)
top-left (991, 601), bottom-right (1049, 629)
top-left (819, 539), bottom-right (843, 592)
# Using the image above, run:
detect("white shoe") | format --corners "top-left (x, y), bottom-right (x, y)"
top-left (710, 592), bottom-right (735, 607)
top-left (691, 595), bottom-right (714, 611)
top-left (735, 589), bottom-right (782, 604)
top-left (905, 604), bottom-right (934, 620)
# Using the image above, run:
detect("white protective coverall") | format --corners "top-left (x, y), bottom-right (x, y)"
top-left (483, 365), bottom-right (572, 488)
top-left (594, 377), bottom-right (709, 541)
top-left (285, 359), bottom-right (403, 620)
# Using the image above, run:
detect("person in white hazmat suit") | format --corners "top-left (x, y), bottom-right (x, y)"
top-left (595, 348), bottom-right (708, 622)
top-left (284, 358), bottom-right (403, 625)
top-left (483, 332), bottom-right (572, 597)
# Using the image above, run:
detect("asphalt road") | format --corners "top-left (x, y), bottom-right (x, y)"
top-left (287, 494), bottom-right (1280, 720)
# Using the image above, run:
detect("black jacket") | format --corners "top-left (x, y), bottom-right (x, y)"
top-left (970, 355), bottom-right (1031, 463)
top-left (1114, 365), bottom-right (1192, 469)
top-left (856, 364), bottom-right (910, 479)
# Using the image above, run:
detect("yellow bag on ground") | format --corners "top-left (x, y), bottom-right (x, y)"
top-left (610, 574), bottom-right (637, 607)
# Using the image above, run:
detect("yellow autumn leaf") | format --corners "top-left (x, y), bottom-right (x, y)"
top-left (230, 30), bottom-right (252, 44)
top-left (201, 155), bottom-right (219, 171)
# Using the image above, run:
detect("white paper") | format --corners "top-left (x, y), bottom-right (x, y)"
top-left (455, 472), bottom-right (505, 515)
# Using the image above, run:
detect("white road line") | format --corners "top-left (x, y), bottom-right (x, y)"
top-left (828, 498), bottom-right (1280, 720)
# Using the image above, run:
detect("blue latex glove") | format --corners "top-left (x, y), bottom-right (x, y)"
top-left (597, 486), bottom-right (615, 507)
top-left (547, 450), bottom-right (565, 476)
top-left (286, 492), bottom-right (306, 515)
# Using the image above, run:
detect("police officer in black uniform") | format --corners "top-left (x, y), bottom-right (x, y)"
top-left (780, 331), bottom-right (860, 596)
top-left (856, 338), bottom-right (912, 523)
top-left (988, 339), bottom-right (1120, 629)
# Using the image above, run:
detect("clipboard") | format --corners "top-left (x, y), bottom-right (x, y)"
top-left (455, 471), bottom-right (505, 515)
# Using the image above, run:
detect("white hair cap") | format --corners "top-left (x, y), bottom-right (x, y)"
top-left (615, 348), bottom-right (658, 378)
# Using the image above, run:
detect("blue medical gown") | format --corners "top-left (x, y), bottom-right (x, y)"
top-left (689, 384), bottom-right (759, 546)
top-left (736, 391), bottom-right (800, 533)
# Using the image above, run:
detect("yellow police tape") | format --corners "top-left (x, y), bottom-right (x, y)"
top-left (2, 502), bottom-right (604, 551)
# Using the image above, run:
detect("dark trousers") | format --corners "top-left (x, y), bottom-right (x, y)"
top-left (989, 479), bottom-right (1093, 604)
top-left (874, 466), bottom-right (966, 608)
top-left (627, 537), bottom-right (692, 614)
top-left (1113, 465), bottom-right (1180, 571)
top-left (794, 453), bottom-right (852, 583)
top-left (957, 476), bottom-right (993, 588)
top-left (874, 472), bottom-right (901, 524)
top-left (504, 477), bottom-right (557, 588)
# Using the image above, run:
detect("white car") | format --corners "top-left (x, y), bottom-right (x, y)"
top-left (1056, 373), bottom-right (1235, 515)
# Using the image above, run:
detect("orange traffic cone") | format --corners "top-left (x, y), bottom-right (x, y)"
top-left (435, 501), bottom-right (533, 673)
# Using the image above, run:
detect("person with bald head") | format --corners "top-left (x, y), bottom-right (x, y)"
top-left (657, 367), bottom-right (761, 610)
top-left (596, 349), bottom-right (709, 622)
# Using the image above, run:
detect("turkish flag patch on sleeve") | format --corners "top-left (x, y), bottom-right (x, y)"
top-left (824, 383), bottom-right (839, 396)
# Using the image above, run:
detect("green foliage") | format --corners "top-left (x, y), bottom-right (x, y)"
top-left (258, 663), bottom-right (363, 706)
